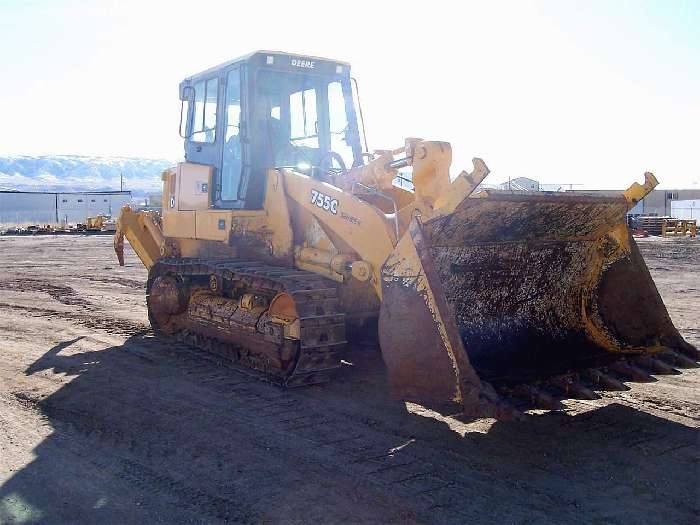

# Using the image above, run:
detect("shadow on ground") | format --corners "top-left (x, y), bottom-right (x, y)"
top-left (1, 335), bottom-right (698, 524)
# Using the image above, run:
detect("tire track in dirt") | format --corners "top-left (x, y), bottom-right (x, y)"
top-left (81, 275), bottom-right (145, 289)
top-left (0, 302), bottom-right (148, 337)
top-left (0, 279), bottom-right (91, 307)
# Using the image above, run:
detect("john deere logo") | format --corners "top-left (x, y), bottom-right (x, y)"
top-left (291, 59), bottom-right (314, 69)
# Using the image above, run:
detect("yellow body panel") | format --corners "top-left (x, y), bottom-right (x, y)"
top-left (163, 210), bottom-right (196, 239)
top-left (281, 170), bottom-right (396, 294)
top-left (177, 162), bottom-right (213, 211)
top-left (195, 211), bottom-right (231, 242)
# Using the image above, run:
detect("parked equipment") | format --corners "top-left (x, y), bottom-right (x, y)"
top-left (115, 51), bottom-right (697, 418)
top-left (85, 215), bottom-right (109, 231)
top-left (630, 215), bottom-right (672, 236)
top-left (662, 219), bottom-right (697, 238)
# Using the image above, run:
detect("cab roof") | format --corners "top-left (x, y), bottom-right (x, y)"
top-left (182, 50), bottom-right (351, 84)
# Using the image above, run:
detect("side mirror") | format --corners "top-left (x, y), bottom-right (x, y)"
top-left (179, 86), bottom-right (195, 139)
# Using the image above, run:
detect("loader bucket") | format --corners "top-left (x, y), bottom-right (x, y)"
top-left (379, 193), bottom-right (696, 417)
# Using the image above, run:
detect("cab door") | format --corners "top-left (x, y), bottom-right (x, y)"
top-left (184, 76), bottom-right (223, 186)
top-left (216, 67), bottom-right (247, 208)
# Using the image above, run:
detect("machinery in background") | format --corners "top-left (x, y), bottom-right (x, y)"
top-left (662, 218), bottom-right (697, 238)
top-left (85, 215), bottom-right (117, 232)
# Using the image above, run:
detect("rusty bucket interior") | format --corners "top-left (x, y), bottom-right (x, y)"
top-left (379, 193), bottom-right (696, 417)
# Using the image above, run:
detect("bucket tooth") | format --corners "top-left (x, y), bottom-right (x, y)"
top-left (661, 350), bottom-right (699, 369)
top-left (607, 360), bottom-right (656, 383)
top-left (513, 385), bottom-right (563, 411)
top-left (583, 368), bottom-right (629, 391)
top-left (632, 355), bottom-right (679, 375)
top-left (549, 375), bottom-right (599, 400)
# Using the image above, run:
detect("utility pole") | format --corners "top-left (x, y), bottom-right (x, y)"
top-left (120, 171), bottom-right (124, 191)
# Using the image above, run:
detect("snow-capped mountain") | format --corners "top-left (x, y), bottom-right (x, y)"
top-left (0, 155), bottom-right (175, 197)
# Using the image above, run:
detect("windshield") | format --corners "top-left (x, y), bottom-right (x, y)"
top-left (253, 69), bottom-right (362, 172)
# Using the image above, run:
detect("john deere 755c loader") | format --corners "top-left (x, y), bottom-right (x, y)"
top-left (116, 51), bottom-right (697, 418)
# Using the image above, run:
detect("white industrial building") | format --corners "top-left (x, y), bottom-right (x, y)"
top-left (671, 199), bottom-right (699, 220)
top-left (497, 177), bottom-right (540, 192)
top-left (0, 190), bottom-right (131, 225)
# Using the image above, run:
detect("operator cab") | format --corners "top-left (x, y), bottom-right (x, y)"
top-left (179, 51), bottom-right (365, 209)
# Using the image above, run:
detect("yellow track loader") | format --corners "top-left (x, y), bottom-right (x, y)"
top-left (115, 51), bottom-right (697, 418)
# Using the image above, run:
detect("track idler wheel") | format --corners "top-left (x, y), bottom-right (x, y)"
top-left (147, 275), bottom-right (187, 334)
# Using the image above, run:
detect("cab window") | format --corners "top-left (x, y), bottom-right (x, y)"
top-left (192, 78), bottom-right (218, 143)
top-left (253, 69), bottom-right (362, 171)
top-left (290, 87), bottom-right (318, 149)
top-left (328, 81), bottom-right (354, 170)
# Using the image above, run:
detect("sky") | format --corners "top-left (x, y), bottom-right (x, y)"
top-left (0, 0), bottom-right (697, 189)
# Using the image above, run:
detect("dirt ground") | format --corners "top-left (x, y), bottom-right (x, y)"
top-left (0, 235), bottom-right (697, 524)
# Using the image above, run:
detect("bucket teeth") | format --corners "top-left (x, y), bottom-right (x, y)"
top-left (512, 385), bottom-right (563, 411)
top-left (548, 375), bottom-right (599, 400)
top-left (660, 350), bottom-right (699, 369)
top-left (632, 355), bottom-right (679, 375)
top-left (607, 360), bottom-right (656, 382)
top-left (583, 368), bottom-right (629, 391)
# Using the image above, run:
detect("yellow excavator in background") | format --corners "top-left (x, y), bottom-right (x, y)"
top-left (115, 51), bottom-right (697, 418)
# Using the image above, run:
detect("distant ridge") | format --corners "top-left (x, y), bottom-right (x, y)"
top-left (0, 155), bottom-right (174, 197)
